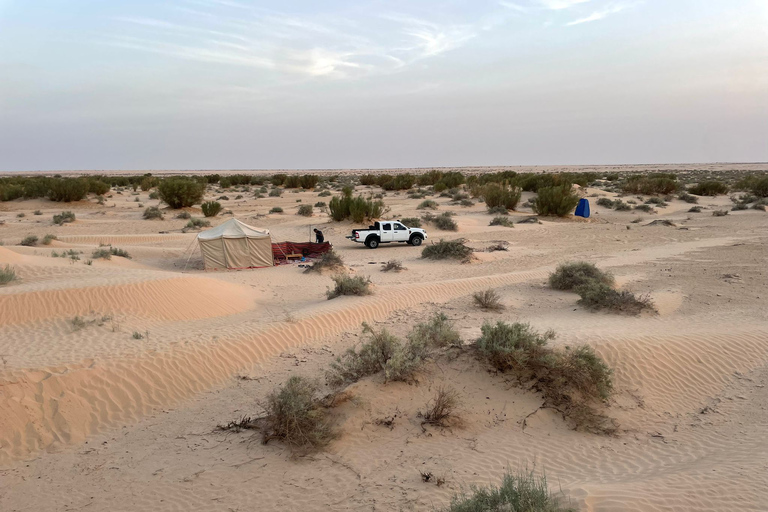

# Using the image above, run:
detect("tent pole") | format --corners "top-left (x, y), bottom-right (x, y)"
top-left (182, 235), bottom-right (198, 273)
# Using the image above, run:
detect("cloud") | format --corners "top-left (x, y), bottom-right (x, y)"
top-left (498, 1), bottom-right (528, 13)
top-left (565, 3), bottom-right (631, 25)
top-left (539, 0), bottom-right (591, 10)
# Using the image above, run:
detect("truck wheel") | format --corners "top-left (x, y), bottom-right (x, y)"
top-left (410, 235), bottom-right (423, 246)
top-left (366, 238), bottom-right (379, 249)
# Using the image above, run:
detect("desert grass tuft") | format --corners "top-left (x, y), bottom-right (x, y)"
top-left (548, 262), bottom-right (614, 291)
top-left (575, 281), bottom-right (656, 315)
top-left (420, 386), bottom-right (460, 427)
top-left (489, 216), bottom-right (514, 227)
top-left (304, 251), bottom-right (344, 274)
top-left (326, 274), bottom-right (372, 299)
top-left (422, 239), bottom-right (473, 261)
top-left (0, 264), bottom-right (17, 285)
top-left (473, 289), bottom-right (504, 311)
top-left (381, 259), bottom-right (405, 272)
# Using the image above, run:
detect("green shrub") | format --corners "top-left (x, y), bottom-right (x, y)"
top-left (575, 281), bottom-right (655, 315)
top-left (688, 206), bottom-right (702, 213)
top-left (422, 239), bottom-right (473, 261)
top-left (749, 176), bottom-right (768, 197)
top-left (304, 251), bottom-right (344, 273)
top-left (186, 218), bottom-right (211, 228)
top-left (486, 205), bottom-right (509, 215)
top-left (445, 469), bottom-right (577, 512)
top-left (148, 191), bottom-right (159, 200)
top-left (143, 206), bottom-right (164, 220)
top-left (158, 178), bottom-right (205, 208)
top-left (349, 196), bottom-right (384, 223)
top-left (408, 312), bottom-right (461, 348)
top-left (621, 174), bottom-right (679, 195)
top-left (42, 234), bottom-right (57, 245)
top-left (261, 376), bottom-right (334, 451)
top-left (483, 182), bottom-right (522, 211)
top-left (314, 201), bottom-right (326, 208)
top-left (318, 190), bottom-right (332, 197)
top-left (473, 289), bottom-right (504, 311)
top-left (476, 321), bottom-right (555, 374)
top-left (417, 199), bottom-right (438, 210)
top-left (327, 324), bottom-right (399, 388)
top-left (110, 247), bottom-right (131, 259)
top-left (268, 187), bottom-right (283, 197)
top-left (20, 235), bottom-right (38, 246)
top-left (326, 274), bottom-right (372, 299)
top-left (92, 248), bottom-right (112, 260)
top-left (400, 217), bottom-right (421, 228)
top-left (0, 264), bottom-right (17, 285)
top-left (678, 192), bottom-right (698, 204)
top-left (489, 216), bottom-right (514, 227)
top-left (384, 336), bottom-right (429, 383)
top-left (614, 201), bottom-right (632, 211)
top-left (48, 178), bottom-right (89, 202)
top-left (688, 181), bottom-right (729, 196)
top-left (533, 185), bottom-right (580, 217)
top-left (299, 175), bottom-right (319, 189)
top-left (269, 206), bottom-right (283, 214)
top-left (596, 198), bottom-right (615, 208)
top-left (432, 212), bottom-right (458, 231)
top-left (549, 262), bottom-right (614, 290)
top-left (297, 204), bottom-right (313, 216)
top-left (52, 211), bottom-right (76, 225)
top-left (633, 204), bottom-right (655, 213)
top-left (176, 211), bottom-right (191, 219)
top-left (201, 201), bottom-right (222, 217)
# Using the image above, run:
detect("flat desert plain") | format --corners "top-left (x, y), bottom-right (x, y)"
top-left (1, 166), bottom-right (767, 511)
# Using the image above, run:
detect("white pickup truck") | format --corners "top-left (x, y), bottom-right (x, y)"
top-left (346, 220), bottom-right (428, 249)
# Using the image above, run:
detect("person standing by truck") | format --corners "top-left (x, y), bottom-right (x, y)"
top-left (313, 228), bottom-right (324, 244)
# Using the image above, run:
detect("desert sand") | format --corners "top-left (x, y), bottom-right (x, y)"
top-left (1, 166), bottom-right (767, 511)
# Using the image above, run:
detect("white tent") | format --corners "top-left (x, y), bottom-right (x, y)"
top-left (197, 218), bottom-right (273, 270)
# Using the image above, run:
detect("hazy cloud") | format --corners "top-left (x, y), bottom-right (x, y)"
top-left (565, 3), bottom-right (632, 25)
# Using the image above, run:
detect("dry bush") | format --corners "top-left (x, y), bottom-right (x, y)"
top-left (143, 206), bottom-right (164, 220)
top-left (381, 259), bottom-right (405, 272)
top-left (548, 262), bottom-right (614, 291)
top-left (473, 289), bottom-right (504, 311)
top-left (432, 212), bottom-right (458, 231)
top-left (20, 235), bottom-right (38, 246)
top-left (489, 216), bottom-right (514, 227)
top-left (575, 281), bottom-right (656, 315)
top-left (422, 239), bottom-right (473, 261)
top-left (305, 251), bottom-right (344, 274)
top-left (420, 386), bottom-right (460, 427)
top-left (326, 323), bottom-right (399, 388)
top-left (417, 199), bottom-right (439, 210)
top-left (297, 204), bottom-right (313, 216)
top-left (712, 209), bottom-right (728, 217)
top-left (261, 376), bottom-right (335, 451)
top-left (485, 242), bottom-right (508, 252)
top-left (326, 274), bottom-right (372, 299)
top-left (446, 470), bottom-right (577, 512)
top-left (42, 234), bottom-right (57, 245)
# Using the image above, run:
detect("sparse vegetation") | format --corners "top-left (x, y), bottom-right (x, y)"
top-left (53, 211), bottom-right (76, 225)
top-left (489, 216), bottom-right (514, 227)
top-left (175, 211), bottom-right (191, 219)
top-left (20, 235), bottom-right (38, 246)
top-left (0, 264), bottom-right (17, 285)
top-left (326, 324), bottom-right (399, 387)
top-left (430, 212), bottom-right (458, 231)
top-left (688, 181), bottom-right (729, 196)
top-left (575, 281), bottom-right (655, 315)
top-left (42, 234), bottom-right (57, 245)
top-left (91, 248), bottom-right (112, 260)
top-left (420, 386), bottom-right (460, 427)
top-left (678, 192), bottom-right (698, 204)
top-left (186, 218), bottom-right (211, 229)
top-left (422, 239), bottom-right (473, 261)
top-left (297, 204), bottom-right (313, 216)
top-left (381, 259), bottom-right (405, 272)
top-left (712, 209), bottom-right (728, 217)
top-left (304, 251), bottom-right (344, 273)
top-left (110, 247), bottom-right (131, 259)
top-left (473, 289), bottom-right (504, 311)
top-left (142, 206), bottom-right (164, 220)
top-left (201, 201), bottom-right (222, 217)
top-left (326, 274), bottom-right (372, 299)
top-left (533, 185), bottom-right (580, 217)
top-left (417, 199), bottom-right (439, 210)
top-left (408, 312), bottom-right (461, 349)
top-left (269, 206), bottom-right (284, 214)
top-left (261, 376), bottom-right (335, 451)
top-left (445, 469), bottom-right (577, 512)
top-left (549, 262), bottom-right (614, 291)
top-left (621, 174), bottom-right (679, 195)
top-left (688, 206), bottom-right (702, 213)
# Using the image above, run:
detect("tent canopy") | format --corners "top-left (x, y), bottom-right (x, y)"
top-left (197, 218), bottom-right (273, 270)
top-left (197, 219), bottom-right (270, 241)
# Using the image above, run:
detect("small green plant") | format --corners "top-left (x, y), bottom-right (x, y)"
top-left (20, 235), bottom-right (38, 246)
top-left (678, 192), bottom-right (698, 204)
top-left (143, 206), bottom-right (164, 220)
top-left (201, 201), bottom-right (222, 217)
top-left (53, 211), bottom-right (76, 225)
top-left (381, 259), bottom-right (405, 272)
top-left (304, 251), bottom-right (344, 274)
top-left (91, 248), bottom-right (112, 260)
top-left (42, 234), bottom-right (57, 245)
top-left (132, 331), bottom-right (144, 340)
top-left (269, 206), bottom-right (284, 214)
top-left (186, 218), bottom-right (211, 229)
top-left (634, 204), bottom-right (655, 213)
top-left (549, 262), bottom-right (614, 291)
top-left (408, 312), bottom-right (461, 348)
top-left (473, 289), bottom-right (504, 311)
top-left (314, 201), bottom-right (327, 208)
top-left (489, 216), bottom-right (514, 227)
top-left (422, 239), bottom-right (473, 261)
top-left (614, 201), bottom-right (632, 211)
top-left (596, 198), bottom-right (615, 208)
top-left (297, 204), bottom-right (313, 216)
top-left (175, 211), bottom-right (191, 219)
top-left (445, 469), bottom-right (577, 512)
top-left (0, 264), bottom-right (17, 285)
top-left (261, 376), bottom-right (335, 451)
top-left (110, 247), bottom-right (131, 259)
top-left (688, 206), bottom-right (702, 213)
top-left (326, 274), bottom-right (372, 299)
top-left (417, 199), bottom-right (438, 210)
top-left (148, 191), bottom-right (159, 200)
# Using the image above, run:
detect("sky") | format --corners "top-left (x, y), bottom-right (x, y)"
top-left (0, 0), bottom-right (767, 171)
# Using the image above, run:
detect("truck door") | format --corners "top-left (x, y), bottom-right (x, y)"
top-left (393, 222), bottom-right (409, 241)
top-left (380, 223), bottom-right (394, 242)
